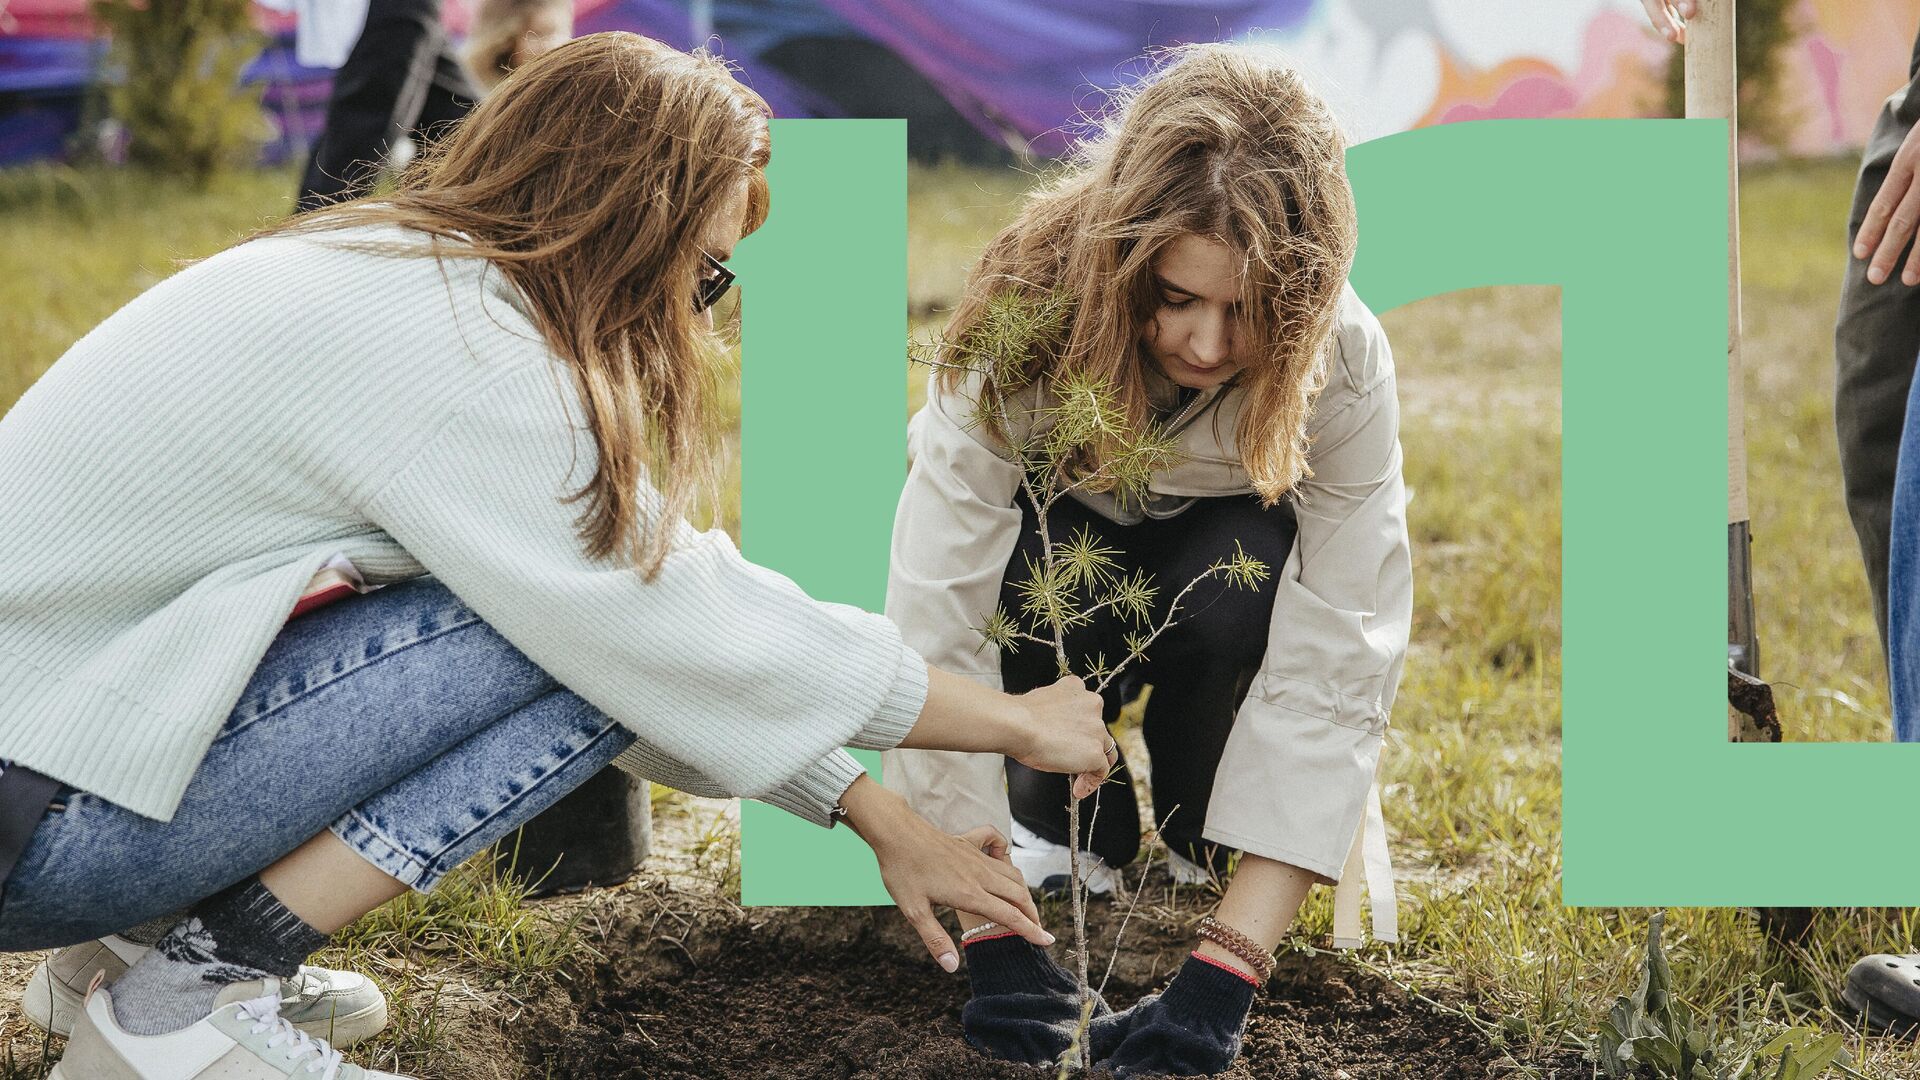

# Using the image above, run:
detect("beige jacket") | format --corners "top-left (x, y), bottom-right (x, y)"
top-left (881, 282), bottom-right (1409, 945)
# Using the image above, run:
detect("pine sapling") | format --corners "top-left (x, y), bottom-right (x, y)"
top-left (914, 289), bottom-right (1271, 1069)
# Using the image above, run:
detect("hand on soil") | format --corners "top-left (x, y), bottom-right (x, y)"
top-left (1857, 123), bottom-right (1920, 286)
top-left (1008, 676), bottom-right (1110, 798)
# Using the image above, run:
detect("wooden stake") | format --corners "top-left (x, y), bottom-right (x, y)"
top-left (1684, 1), bottom-right (1762, 740)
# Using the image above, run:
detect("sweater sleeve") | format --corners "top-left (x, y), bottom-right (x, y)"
top-left (879, 368), bottom-right (1026, 838)
top-left (358, 361), bottom-right (928, 819)
top-left (1201, 311), bottom-right (1413, 882)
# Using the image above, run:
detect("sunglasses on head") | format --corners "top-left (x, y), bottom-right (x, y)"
top-left (696, 252), bottom-right (735, 313)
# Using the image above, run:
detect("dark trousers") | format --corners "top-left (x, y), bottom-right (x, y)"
top-left (296, 0), bottom-right (479, 212)
top-left (1000, 489), bottom-right (1295, 873)
top-left (1837, 24), bottom-right (1920, 656)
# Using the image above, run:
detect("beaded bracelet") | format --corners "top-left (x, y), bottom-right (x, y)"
top-left (960, 921), bottom-right (1008, 944)
top-left (1196, 915), bottom-right (1274, 983)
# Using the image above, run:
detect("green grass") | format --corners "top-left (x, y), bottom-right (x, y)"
top-left (0, 164), bottom-right (297, 407)
top-left (4, 158), bottom-right (1918, 1078)
top-left (1741, 157), bottom-right (1891, 743)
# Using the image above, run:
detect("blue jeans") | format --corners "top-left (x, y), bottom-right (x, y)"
top-left (0, 576), bottom-right (637, 950)
top-left (1890, 370), bottom-right (1920, 742)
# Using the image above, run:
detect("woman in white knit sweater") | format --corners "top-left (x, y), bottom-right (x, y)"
top-left (0, 33), bottom-right (1111, 1080)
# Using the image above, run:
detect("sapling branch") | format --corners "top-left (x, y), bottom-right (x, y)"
top-left (911, 288), bottom-right (1271, 1072)
top-left (1099, 805), bottom-right (1183, 999)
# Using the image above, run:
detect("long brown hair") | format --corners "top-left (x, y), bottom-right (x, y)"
top-left (942, 42), bottom-right (1355, 503)
top-left (259, 32), bottom-right (770, 579)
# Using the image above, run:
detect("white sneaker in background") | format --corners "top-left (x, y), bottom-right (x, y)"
top-left (24, 936), bottom-right (388, 1047)
top-left (1165, 848), bottom-right (1215, 886)
top-left (49, 978), bottom-right (411, 1080)
top-left (1010, 821), bottom-right (1117, 896)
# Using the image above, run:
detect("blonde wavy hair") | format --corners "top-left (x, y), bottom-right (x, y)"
top-left (256, 33), bottom-right (769, 579)
top-left (941, 42), bottom-right (1356, 503)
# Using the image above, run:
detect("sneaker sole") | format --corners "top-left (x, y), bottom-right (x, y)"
top-left (295, 995), bottom-right (389, 1048)
top-left (21, 961), bottom-right (78, 1039)
top-left (24, 960), bottom-right (389, 1048)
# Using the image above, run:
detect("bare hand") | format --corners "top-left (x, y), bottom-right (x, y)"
top-left (876, 823), bottom-right (1053, 972)
top-left (1857, 124), bottom-right (1920, 286)
top-left (1006, 676), bottom-right (1110, 799)
top-left (1638, 0), bottom-right (1694, 43)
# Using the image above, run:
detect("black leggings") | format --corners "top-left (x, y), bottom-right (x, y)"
top-left (1000, 489), bottom-right (1294, 872)
top-left (296, 0), bottom-right (479, 212)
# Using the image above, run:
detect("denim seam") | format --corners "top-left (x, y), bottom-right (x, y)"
top-left (404, 719), bottom-right (626, 891)
top-left (221, 604), bottom-right (486, 742)
top-left (331, 811), bottom-right (432, 889)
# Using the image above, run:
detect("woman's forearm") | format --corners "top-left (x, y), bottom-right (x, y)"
top-left (895, 664), bottom-right (1034, 758)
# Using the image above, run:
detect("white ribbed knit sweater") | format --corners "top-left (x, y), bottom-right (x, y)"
top-left (0, 223), bottom-right (926, 827)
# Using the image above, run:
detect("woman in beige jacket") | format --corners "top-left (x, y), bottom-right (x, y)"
top-left (881, 43), bottom-right (1412, 1076)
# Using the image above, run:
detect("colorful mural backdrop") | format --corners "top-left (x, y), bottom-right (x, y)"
top-left (0, 0), bottom-right (1912, 165)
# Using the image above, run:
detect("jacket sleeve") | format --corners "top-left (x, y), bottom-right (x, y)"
top-left (1202, 303), bottom-right (1413, 882)
top-left (359, 361), bottom-right (929, 826)
top-left (611, 741), bottom-right (874, 829)
top-left (879, 369), bottom-right (1025, 838)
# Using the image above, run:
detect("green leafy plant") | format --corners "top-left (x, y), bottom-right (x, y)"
top-left (915, 288), bottom-right (1271, 1068)
top-left (1598, 911), bottom-right (1851, 1080)
top-left (89, 0), bottom-right (271, 184)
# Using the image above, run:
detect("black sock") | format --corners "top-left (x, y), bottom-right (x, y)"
top-left (961, 933), bottom-right (1108, 1064)
top-left (1100, 953), bottom-right (1257, 1078)
top-left (107, 878), bottom-right (328, 1035)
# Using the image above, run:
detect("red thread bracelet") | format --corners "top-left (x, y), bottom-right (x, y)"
top-left (962, 929), bottom-right (1021, 947)
top-left (1191, 949), bottom-right (1264, 988)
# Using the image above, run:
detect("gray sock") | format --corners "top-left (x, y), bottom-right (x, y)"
top-left (117, 911), bottom-right (187, 947)
top-left (108, 878), bottom-right (328, 1036)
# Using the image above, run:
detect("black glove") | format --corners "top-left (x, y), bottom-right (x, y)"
top-left (1093, 953), bottom-right (1258, 1078)
top-left (960, 933), bottom-right (1111, 1065)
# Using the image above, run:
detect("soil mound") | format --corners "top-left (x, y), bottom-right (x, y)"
top-left (524, 900), bottom-right (1589, 1079)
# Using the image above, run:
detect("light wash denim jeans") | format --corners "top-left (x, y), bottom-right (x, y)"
top-left (1889, 370), bottom-right (1920, 742)
top-left (0, 575), bottom-right (636, 950)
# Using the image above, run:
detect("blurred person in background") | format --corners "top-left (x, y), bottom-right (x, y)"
top-left (1855, 2), bottom-right (1920, 1042)
top-left (461, 0), bottom-right (576, 92)
top-left (295, 0), bottom-right (482, 210)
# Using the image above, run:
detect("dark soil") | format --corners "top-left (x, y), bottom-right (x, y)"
top-left (523, 889), bottom-right (1592, 1080)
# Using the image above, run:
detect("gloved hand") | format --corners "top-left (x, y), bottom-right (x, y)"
top-left (1092, 953), bottom-right (1258, 1078)
top-left (960, 932), bottom-right (1111, 1064)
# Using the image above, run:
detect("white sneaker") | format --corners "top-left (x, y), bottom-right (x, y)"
top-left (1165, 848), bottom-right (1215, 886)
top-left (1010, 822), bottom-right (1117, 896)
top-left (48, 978), bottom-right (410, 1080)
top-left (24, 936), bottom-right (388, 1047)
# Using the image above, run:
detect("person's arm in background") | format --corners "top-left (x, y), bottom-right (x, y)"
top-left (1637, 0), bottom-right (1696, 44)
top-left (1854, 118), bottom-right (1920, 287)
